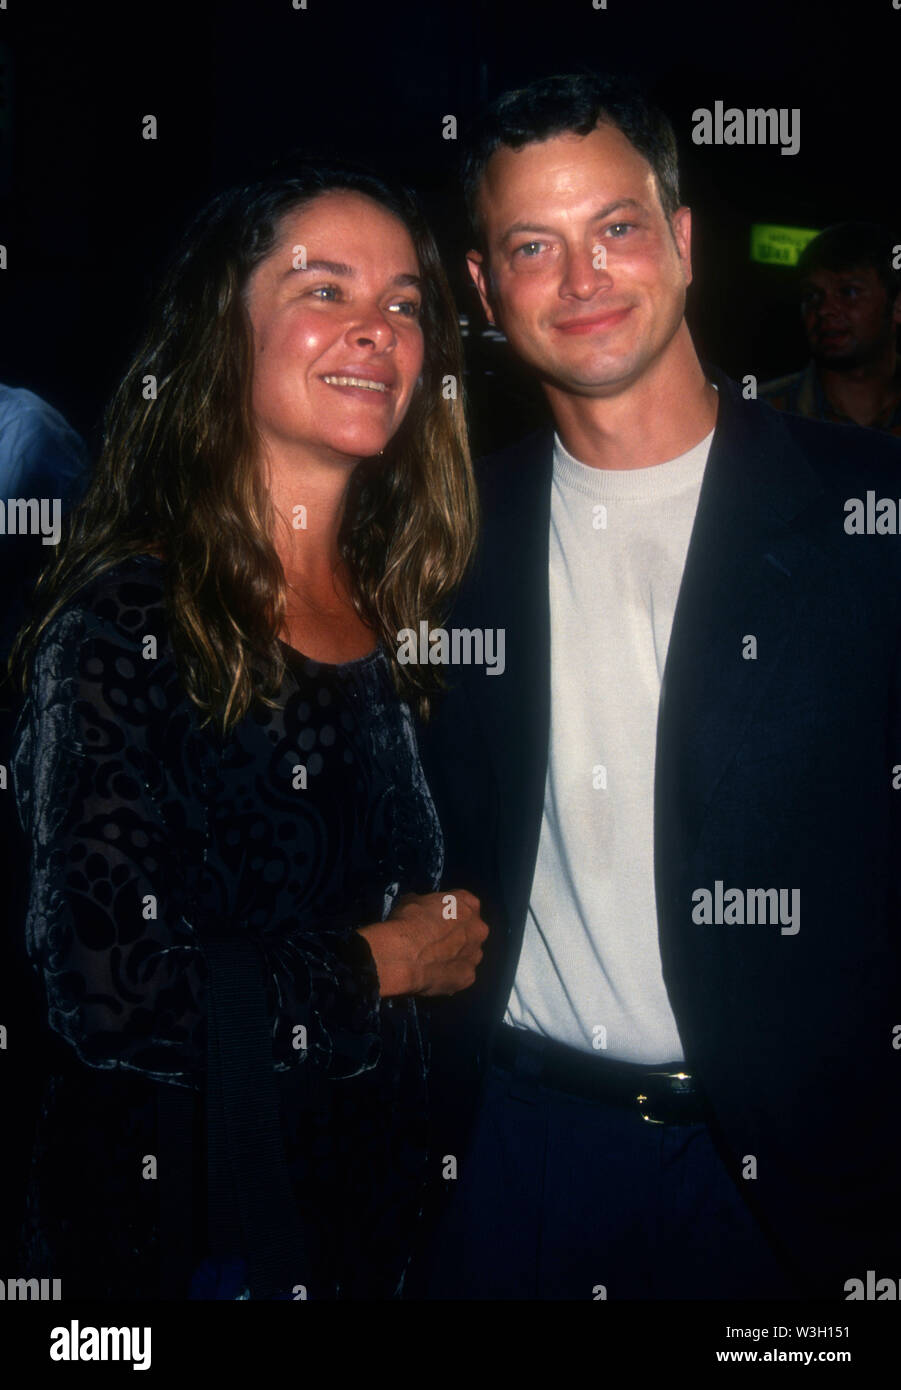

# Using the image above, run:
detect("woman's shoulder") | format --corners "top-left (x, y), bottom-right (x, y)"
top-left (73, 551), bottom-right (166, 615)
top-left (44, 553), bottom-right (168, 650)
top-left (22, 554), bottom-right (197, 756)
top-left (28, 554), bottom-right (179, 705)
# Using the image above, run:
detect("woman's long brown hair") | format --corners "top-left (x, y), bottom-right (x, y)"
top-left (10, 163), bottom-right (478, 730)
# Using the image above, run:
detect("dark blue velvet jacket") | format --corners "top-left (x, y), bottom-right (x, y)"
top-left (12, 555), bottom-right (442, 1299)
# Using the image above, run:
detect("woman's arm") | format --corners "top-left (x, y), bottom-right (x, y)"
top-left (358, 890), bottom-right (488, 998)
top-left (12, 604), bottom-right (383, 1087)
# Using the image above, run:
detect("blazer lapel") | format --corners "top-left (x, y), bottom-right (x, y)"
top-left (655, 367), bottom-right (830, 891)
top-left (467, 429), bottom-right (555, 942)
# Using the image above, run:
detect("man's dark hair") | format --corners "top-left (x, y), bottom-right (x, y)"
top-left (798, 222), bottom-right (901, 300)
top-left (461, 72), bottom-right (681, 252)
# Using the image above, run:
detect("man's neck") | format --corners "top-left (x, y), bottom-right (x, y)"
top-left (546, 332), bottom-right (718, 470)
top-left (816, 348), bottom-right (900, 427)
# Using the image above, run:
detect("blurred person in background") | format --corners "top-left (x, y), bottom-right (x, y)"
top-left (760, 222), bottom-right (901, 434)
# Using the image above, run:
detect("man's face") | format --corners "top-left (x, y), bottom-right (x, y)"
top-left (800, 265), bottom-right (900, 369)
top-left (466, 123), bottom-right (693, 397)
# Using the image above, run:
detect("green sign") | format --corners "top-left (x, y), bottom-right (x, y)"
top-left (750, 224), bottom-right (820, 267)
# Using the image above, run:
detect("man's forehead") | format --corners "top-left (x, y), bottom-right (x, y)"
top-left (483, 125), bottom-right (646, 187)
top-left (802, 264), bottom-right (879, 284)
top-left (477, 128), bottom-right (657, 228)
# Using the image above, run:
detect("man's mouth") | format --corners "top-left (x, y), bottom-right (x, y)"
top-left (554, 307), bottom-right (633, 335)
top-left (321, 375), bottom-right (391, 392)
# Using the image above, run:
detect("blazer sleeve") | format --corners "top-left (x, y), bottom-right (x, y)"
top-left (11, 604), bottom-right (382, 1089)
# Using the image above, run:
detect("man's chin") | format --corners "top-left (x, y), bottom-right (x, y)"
top-left (812, 346), bottom-right (863, 370)
top-left (538, 360), bottom-right (642, 397)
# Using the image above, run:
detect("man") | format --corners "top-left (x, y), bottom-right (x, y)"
top-left (0, 381), bottom-right (89, 660)
top-left (0, 381), bottom-right (87, 499)
top-left (0, 382), bottom-right (88, 1270)
top-left (413, 73), bottom-right (901, 1301)
top-left (760, 222), bottom-right (901, 434)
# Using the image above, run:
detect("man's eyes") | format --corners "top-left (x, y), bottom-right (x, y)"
top-left (512, 223), bottom-right (636, 258)
top-left (802, 285), bottom-right (865, 306)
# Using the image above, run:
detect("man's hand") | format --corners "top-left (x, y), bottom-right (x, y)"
top-left (358, 890), bottom-right (489, 998)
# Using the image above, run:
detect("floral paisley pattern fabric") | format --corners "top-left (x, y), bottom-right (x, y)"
top-left (11, 554), bottom-right (443, 1298)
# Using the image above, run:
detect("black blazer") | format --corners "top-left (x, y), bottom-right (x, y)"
top-left (417, 365), bottom-right (901, 1296)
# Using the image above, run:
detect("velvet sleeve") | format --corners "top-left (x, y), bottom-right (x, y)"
top-left (11, 604), bottom-right (383, 1089)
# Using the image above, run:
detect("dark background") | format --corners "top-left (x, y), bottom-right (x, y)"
top-left (1, 0), bottom-right (899, 456)
top-left (0, 0), bottom-right (898, 1272)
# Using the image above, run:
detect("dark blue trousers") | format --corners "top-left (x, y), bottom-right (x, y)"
top-left (423, 1045), bottom-right (802, 1300)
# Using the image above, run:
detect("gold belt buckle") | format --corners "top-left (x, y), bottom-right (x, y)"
top-left (635, 1070), bottom-right (693, 1125)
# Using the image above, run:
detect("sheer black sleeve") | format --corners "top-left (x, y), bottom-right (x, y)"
top-left (12, 604), bottom-right (383, 1090)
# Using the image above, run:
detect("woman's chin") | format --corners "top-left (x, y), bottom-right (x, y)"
top-left (326, 432), bottom-right (395, 461)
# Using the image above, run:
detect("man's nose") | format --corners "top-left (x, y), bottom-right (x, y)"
top-left (559, 245), bottom-right (612, 298)
top-left (814, 291), bottom-right (844, 323)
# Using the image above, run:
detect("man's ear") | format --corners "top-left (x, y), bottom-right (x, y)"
top-left (891, 288), bottom-right (901, 328)
top-left (466, 249), bottom-right (497, 327)
top-left (670, 206), bottom-right (693, 288)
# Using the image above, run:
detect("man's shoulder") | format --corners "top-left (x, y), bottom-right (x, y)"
top-left (0, 384), bottom-right (88, 497)
top-left (476, 426), bottom-right (554, 475)
top-left (0, 383), bottom-right (62, 431)
top-left (744, 396), bottom-right (901, 589)
top-left (762, 398), bottom-right (901, 490)
top-left (474, 427), bottom-right (555, 506)
top-left (758, 369), bottom-right (805, 403)
top-left (713, 366), bottom-right (901, 493)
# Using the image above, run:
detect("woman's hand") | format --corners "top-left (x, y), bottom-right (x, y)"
top-left (358, 890), bottom-right (489, 998)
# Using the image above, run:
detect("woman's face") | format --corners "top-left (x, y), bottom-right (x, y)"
top-left (245, 190), bottom-right (426, 467)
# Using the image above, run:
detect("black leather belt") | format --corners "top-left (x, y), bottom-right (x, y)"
top-left (492, 1023), bottom-right (713, 1126)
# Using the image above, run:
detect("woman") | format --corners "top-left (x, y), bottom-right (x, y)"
top-left (9, 162), bottom-right (488, 1299)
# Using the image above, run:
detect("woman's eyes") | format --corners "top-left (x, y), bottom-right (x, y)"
top-left (308, 284), bottom-right (420, 316)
